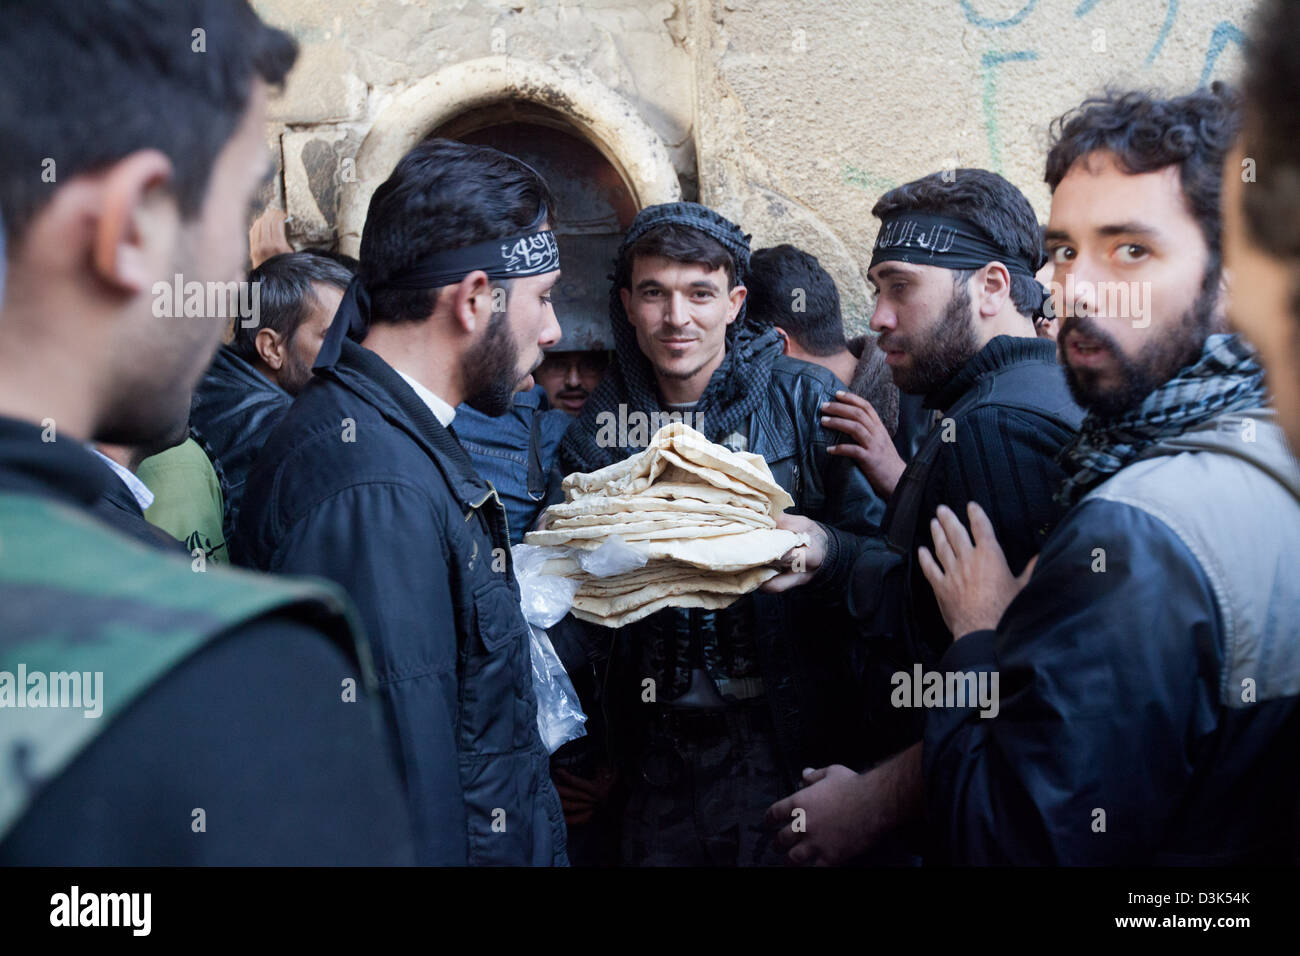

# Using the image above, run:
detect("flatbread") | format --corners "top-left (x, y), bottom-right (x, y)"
top-left (548, 510), bottom-right (768, 530)
top-left (571, 578), bottom-right (779, 628)
top-left (560, 422), bottom-right (793, 516)
top-left (573, 566), bottom-right (778, 617)
top-left (544, 493), bottom-right (772, 524)
top-left (525, 520), bottom-right (762, 547)
top-left (550, 528), bottom-right (805, 571)
top-left (530, 423), bottom-right (803, 620)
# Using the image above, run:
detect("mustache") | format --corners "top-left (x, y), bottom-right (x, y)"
top-left (1060, 315), bottom-right (1121, 353)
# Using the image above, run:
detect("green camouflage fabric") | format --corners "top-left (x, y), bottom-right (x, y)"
top-left (0, 491), bottom-right (365, 841)
top-left (621, 708), bottom-right (787, 866)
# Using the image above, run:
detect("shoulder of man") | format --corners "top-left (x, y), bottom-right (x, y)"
top-left (764, 354), bottom-right (843, 435)
top-left (1081, 407), bottom-right (1300, 707)
top-left (0, 491), bottom-right (369, 845)
top-left (241, 380), bottom-right (446, 544)
top-left (0, 608), bottom-right (411, 864)
top-left (768, 352), bottom-right (844, 394)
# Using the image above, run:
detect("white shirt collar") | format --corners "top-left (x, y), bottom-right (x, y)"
top-left (394, 370), bottom-right (456, 428)
top-left (89, 448), bottom-right (155, 512)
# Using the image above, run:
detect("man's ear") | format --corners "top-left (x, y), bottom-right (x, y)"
top-left (977, 262), bottom-right (1011, 319)
top-left (619, 286), bottom-right (632, 321)
top-left (727, 284), bottom-right (747, 325)
top-left (773, 325), bottom-right (791, 355)
top-left (451, 270), bottom-right (492, 334)
top-left (92, 150), bottom-right (177, 295)
top-left (254, 327), bottom-right (286, 370)
top-left (1214, 270), bottom-right (1232, 332)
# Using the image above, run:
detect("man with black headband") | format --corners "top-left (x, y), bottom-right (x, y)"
top-left (917, 87), bottom-right (1299, 864)
top-left (762, 168), bottom-right (1083, 865)
top-left (239, 139), bottom-right (568, 865)
top-left (553, 201), bottom-right (884, 866)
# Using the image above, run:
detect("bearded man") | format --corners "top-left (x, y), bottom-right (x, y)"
top-left (239, 139), bottom-right (569, 866)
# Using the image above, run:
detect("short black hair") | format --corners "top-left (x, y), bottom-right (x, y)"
top-left (0, 0), bottom-right (296, 248)
top-left (615, 223), bottom-right (738, 291)
top-left (872, 169), bottom-right (1045, 318)
top-left (746, 244), bottom-right (846, 356)
top-left (232, 252), bottom-right (353, 363)
top-left (359, 138), bottom-right (556, 326)
top-left (1045, 84), bottom-right (1240, 282)
top-left (304, 247), bottom-right (360, 274)
top-left (1240, 0), bottom-right (1300, 312)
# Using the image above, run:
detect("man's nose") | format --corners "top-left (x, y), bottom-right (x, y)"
top-left (665, 292), bottom-right (691, 328)
top-left (1062, 264), bottom-right (1097, 319)
top-left (540, 309), bottom-right (562, 349)
top-left (869, 303), bottom-right (896, 334)
top-left (564, 361), bottom-right (582, 387)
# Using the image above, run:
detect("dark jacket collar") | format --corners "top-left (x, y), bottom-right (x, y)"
top-left (210, 344), bottom-right (287, 396)
top-left (323, 340), bottom-right (493, 509)
top-left (95, 465), bottom-right (144, 518)
top-left (925, 335), bottom-right (1059, 411)
top-left (194, 345), bottom-right (290, 422)
top-left (0, 416), bottom-right (111, 508)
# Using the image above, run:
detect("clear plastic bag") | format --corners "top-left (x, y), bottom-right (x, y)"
top-left (577, 535), bottom-right (648, 577)
top-left (512, 544), bottom-right (587, 753)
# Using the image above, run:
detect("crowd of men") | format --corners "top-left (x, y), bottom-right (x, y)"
top-left (0, 0), bottom-right (1297, 867)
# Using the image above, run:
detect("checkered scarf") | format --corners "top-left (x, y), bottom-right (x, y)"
top-left (1057, 333), bottom-right (1268, 505)
top-left (560, 203), bottom-right (783, 474)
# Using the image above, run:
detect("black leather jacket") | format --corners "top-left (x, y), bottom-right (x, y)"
top-left (190, 345), bottom-right (292, 558)
top-left (560, 354), bottom-right (885, 783)
top-left (240, 340), bottom-right (567, 865)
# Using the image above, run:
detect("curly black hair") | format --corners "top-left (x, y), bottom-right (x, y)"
top-left (1045, 84), bottom-right (1241, 282)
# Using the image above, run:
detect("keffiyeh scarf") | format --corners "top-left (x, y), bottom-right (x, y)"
top-left (1057, 333), bottom-right (1268, 505)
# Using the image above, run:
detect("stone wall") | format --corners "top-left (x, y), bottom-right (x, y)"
top-left (253, 0), bottom-right (1258, 331)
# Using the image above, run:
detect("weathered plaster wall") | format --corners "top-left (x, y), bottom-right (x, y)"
top-left (688, 0), bottom-right (1257, 326)
top-left (253, 0), bottom-right (1257, 330)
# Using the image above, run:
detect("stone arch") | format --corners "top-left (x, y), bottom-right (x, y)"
top-left (338, 55), bottom-right (681, 253)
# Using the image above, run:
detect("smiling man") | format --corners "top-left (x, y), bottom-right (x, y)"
top-left (917, 86), bottom-right (1300, 865)
top-left (239, 139), bottom-right (568, 866)
top-left (555, 202), bottom-right (884, 866)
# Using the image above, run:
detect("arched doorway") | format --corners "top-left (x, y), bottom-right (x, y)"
top-left (337, 56), bottom-right (682, 252)
top-left (430, 103), bottom-right (637, 351)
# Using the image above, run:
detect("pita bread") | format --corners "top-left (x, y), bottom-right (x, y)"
top-left (560, 422), bottom-right (792, 516)
top-left (525, 520), bottom-right (759, 547)
top-left (573, 566), bottom-right (778, 617)
top-left (571, 574), bottom-right (780, 628)
top-left (544, 494), bottom-right (772, 524)
top-left (548, 510), bottom-right (768, 531)
top-left (531, 423), bottom-right (804, 620)
top-left (541, 528), bottom-right (805, 572)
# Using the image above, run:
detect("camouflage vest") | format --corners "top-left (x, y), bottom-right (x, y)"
top-left (0, 491), bottom-right (364, 841)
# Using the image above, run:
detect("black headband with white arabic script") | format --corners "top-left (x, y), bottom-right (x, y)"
top-left (314, 203), bottom-right (560, 369)
top-left (869, 212), bottom-right (1044, 278)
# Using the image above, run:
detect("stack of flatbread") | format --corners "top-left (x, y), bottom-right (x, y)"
top-left (524, 422), bottom-right (806, 627)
